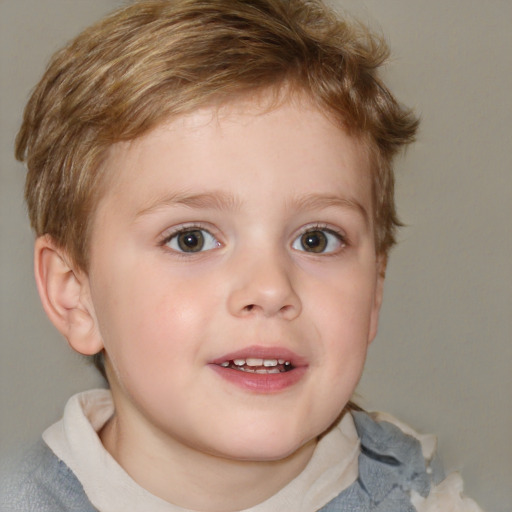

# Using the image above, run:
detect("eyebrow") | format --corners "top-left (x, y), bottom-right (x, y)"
top-left (135, 191), bottom-right (241, 218)
top-left (135, 190), bottom-right (369, 226)
top-left (288, 193), bottom-right (370, 226)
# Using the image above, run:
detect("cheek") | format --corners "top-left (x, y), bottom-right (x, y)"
top-left (303, 267), bottom-right (376, 408)
top-left (307, 268), bottom-right (377, 346)
top-left (92, 261), bottom-right (215, 377)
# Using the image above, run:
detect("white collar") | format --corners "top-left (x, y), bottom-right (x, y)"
top-left (43, 389), bottom-right (359, 512)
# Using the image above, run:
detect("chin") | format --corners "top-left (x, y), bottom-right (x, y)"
top-left (211, 429), bottom-right (317, 463)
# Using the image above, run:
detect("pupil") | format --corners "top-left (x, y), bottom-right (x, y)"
top-left (301, 230), bottom-right (327, 253)
top-left (178, 230), bottom-right (204, 252)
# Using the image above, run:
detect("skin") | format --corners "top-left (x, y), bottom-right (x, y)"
top-left (36, 92), bottom-right (385, 511)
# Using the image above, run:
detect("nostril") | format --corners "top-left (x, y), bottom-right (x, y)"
top-left (244, 304), bottom-right (255, 312)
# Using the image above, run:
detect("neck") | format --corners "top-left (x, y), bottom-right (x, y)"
top-left (100, 411), bottom-right (317, 512)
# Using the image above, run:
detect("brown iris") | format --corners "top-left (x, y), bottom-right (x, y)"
top-left (300, 230), bottom-right (327, 253)
top-left (177, 230), bottom-right (205, 252)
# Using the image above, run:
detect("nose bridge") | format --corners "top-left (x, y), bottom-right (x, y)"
top-left (227, 243), bottom-right (301, 319)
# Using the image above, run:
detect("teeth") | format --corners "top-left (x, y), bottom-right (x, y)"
top-left (246, 358), bottom-right (263, 367)
top-left (219, 358), bottom-right (292, 370)
top-left (245, 358), bottom-right (279, 367)
top-left (256, 368), bottom-right (281, 374)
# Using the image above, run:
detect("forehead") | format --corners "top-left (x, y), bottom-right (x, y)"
top-left (97, 92), bottom-right (373, 220)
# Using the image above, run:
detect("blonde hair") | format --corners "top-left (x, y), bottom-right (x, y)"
top-left (16, 0), bottom-right (419, 382)
top-left (17, 0), bottom-right (418, 272)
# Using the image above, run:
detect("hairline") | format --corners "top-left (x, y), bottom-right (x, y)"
top-left (78, 83), bottom-right (380, 273)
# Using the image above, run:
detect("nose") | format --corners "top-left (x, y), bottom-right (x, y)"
top-left (226, 249), bottom-right (302, 320)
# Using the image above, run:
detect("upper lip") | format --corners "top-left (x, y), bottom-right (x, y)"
top-left (210, 345), bottom-right (307, 367)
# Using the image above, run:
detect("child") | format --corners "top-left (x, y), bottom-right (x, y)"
top-left (1, 0), bottom-right (484, 510)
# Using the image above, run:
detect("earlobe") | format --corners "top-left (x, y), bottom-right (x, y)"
top-left (34, 235), bottom-right (104, 356)
top-left (368, 255), bottom-right (387, 344)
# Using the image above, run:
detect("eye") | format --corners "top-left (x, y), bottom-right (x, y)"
top-left (165, 228), bottom-right (220, 253)
top-left (292, 228), bottom-right (345, 254)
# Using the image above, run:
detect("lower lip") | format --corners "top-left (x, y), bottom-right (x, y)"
top-left (208, 364), bottom-right (307, 393)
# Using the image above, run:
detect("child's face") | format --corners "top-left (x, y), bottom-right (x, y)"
top-left (85, 92), bottom-right (383, 462)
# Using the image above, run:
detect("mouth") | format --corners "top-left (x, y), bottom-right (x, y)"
top-left (209, 346), bottom-right (306, 392)
top-left (218, 358), bottom-right (294, 374)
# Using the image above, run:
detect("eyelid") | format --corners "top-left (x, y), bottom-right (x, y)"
top-left (159, 223), bottom-right (222, 252)
top-left (291, 223), bottom-right (348, 254)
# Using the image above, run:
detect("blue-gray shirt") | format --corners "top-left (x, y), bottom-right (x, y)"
top-left (0, 411), bottom-right (444, 512)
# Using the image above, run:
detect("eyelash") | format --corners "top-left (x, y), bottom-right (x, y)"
top-left (159, 223), bottom-right (348, 256)
top-left (292, 224), bottom-right (348, 255)
top-left (159, 223), bottom-right (221, 255)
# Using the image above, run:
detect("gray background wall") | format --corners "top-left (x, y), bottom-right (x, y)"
top-left (1, 1), bottom-right (510, 510)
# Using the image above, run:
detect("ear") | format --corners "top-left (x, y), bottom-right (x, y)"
top-left (34, 235), bottom-right (104, 356)
top-left (368, 255), bottom-right (387, 344)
